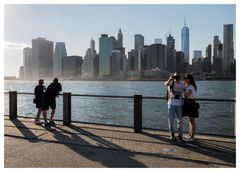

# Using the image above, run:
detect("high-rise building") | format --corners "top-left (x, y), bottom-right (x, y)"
top-left (193, 50), bottom-right (202, 64)
top-left (145, 44), bottom-right (168, 71)
top-left (134, 34), bottom-right (144, 50)
top-left (99, 34), bottom-right (114, 77)
top-left (181, 18), bottom-right (190, 63)
top-left (154, 38), bottom-right (162, 44)
top-left (213, 36), bottom-right (220, 62)
top-left (62, 56), bottom-right (83, 78)
top-left (111, 50), bottom-right (121, 77)
top-left (223, 24), bottom-right (234, 74)
top-left (91, 38), bottom-right (95, 51)
top-left (167, 33), bottom-right (175, 49)
top-left (32, 37), bottom-right (54, 78)
top-left (19, 66), bottom-right (24, 80)
top-left (23, 47), bottom-right (32, 80)
top-left (117, 29), bottom-right (123, 48)
top-left (82, 48), bottom-right (96, 78)
top-left (53, 42), bottom-right (67, 77)
top-left (205, 44), bottom-right (212, 59)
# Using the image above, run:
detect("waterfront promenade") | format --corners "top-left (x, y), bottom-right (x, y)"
top-left (4, 117), bottom-right (235, 168)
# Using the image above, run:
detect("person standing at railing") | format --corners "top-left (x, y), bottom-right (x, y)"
top-left (183, 73), bottom-right (198, 142)
top-left (34, 79), bottom-right (46, 124)
top-left (164, 72), bottom-right (185, 142)
top-left (42, 78), bottom-right (62, 126)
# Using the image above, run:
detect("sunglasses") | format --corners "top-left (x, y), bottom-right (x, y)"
top-left (184, 77), bottom-right (189, 80)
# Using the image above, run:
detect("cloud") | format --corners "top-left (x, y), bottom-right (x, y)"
top-left (4, 41), bottom-right (31, 50)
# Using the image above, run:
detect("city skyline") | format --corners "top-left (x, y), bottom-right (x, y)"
top-left (4, 4), bottom-right (236, 76)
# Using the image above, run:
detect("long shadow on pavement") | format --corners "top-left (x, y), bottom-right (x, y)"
top-left (50, 124), bottom-right (147, 167)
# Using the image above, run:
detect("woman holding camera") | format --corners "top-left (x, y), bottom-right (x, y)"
top-left (164, 73), bottom-right (185, 142)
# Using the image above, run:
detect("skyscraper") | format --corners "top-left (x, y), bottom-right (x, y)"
top-left (223, 24), bottom-right (234, 74)
top-left (82, 48), bottom-right (95, 77)
top-left (154, 38), bottom-right (162, 44)
top-left (23, 47), bottom-right (32, 80)
top-left (53, 42), bottom-right (67, 77)
top-left (117, 29), bottom-right (123, 48)
top-left (91, 38), bottom-right (95, 51)
top-left (181, 18), bottom-right (190, 63)
top-left (32, 37), bottom-right (54, 78)
top-left (213, 36), bottom-right (219, 59)
top-left (99, 34), bottom-right (114, 77)
top-left (167, 33), bottom-right (175, 49)
top-left (134, 34), bottom-right (144, 50)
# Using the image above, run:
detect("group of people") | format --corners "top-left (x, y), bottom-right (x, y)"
top-left (34, 78), bottom-right (62, 126)
top-left (33, 74), bottom-right (198, 142)
top-left (165, 73), bottom-right (198, 142)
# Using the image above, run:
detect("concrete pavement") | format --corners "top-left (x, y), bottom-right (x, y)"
top-left (4, 117), bottom-right (236, 168)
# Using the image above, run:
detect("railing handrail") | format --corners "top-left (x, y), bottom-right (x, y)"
top-left (4, 91), bottom-right (236, 102)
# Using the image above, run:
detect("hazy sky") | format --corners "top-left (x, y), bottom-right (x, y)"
top-left (4, 4), bottom-right (236, 76)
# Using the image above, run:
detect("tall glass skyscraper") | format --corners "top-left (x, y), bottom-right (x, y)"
top-left (223, 24), bottom-right (234, 74)
top-left (99, 34), bottom-right (114, 77)
top-left (181, 18), bottom-right (190, 63)
top-left (53, 42), bottom-right (67, 77)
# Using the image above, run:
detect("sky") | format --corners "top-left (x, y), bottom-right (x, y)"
top-left (4, 4), bottom-right (236, 77)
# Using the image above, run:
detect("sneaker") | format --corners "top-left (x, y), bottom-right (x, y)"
top-left (48, 120), bottom-right (56, 126)
top-left (34, 119), bottom-right (42, 125)
top-left (177, 136), bottom-right (183, 142)
top-left (170, 133), bottom-right (176, 140)
top-left (185, 137), bottom-right (195, 142)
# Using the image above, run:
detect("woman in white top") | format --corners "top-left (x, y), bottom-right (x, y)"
top-left (183, 74), bottom-right (198, 142)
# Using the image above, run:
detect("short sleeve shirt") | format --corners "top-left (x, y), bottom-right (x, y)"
top-left (168, 81), bottom-right (185, 106)
top-left (185, 84), bottom-right (197, 99)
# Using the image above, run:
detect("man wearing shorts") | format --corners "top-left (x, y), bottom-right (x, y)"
top-left (42, 78), bottom-right (62, 125)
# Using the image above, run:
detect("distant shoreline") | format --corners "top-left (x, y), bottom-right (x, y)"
top-left (4, 78), bottom-right (236, 82)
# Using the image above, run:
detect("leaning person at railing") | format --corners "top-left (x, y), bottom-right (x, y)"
top-left (34, 79), bottom-right (46, 124)
top-left (183, 73), bottom-right (199, 142)
top-left (164, 72), bottom-right (185, 142)
top-left (41, 78), bottom-right (62, 126)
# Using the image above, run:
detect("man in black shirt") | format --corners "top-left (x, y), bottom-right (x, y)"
top-left (42, 78), bottom-right (62, 125)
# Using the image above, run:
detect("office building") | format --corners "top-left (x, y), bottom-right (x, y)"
top-left (223, 24), bottom-right (234, 74)
top-left (134, 34), bottom-right (144, 50)
top-left (53, 42), bottom-right (67, 77)
top-left (99, 34), bottom-right (114, 77)
top-left (62, 56), bottom-right (83, 78)
top-left (117, 29), bottom-right (123, 48)
top-left (205, 44), bottom-right (212, 60)
top-left (19, 66), bottom-right (24, 80)
top-left (181, 18), bottom-right (190, 63)
top-left (91, 38), bottom-right (95, 51)
top-left (23, 47), bottom-right (32, 80)
top-left (167, 33), bottom-right (175, 49)
top-left (32, 37), bottom-right (54, 78)
top-left (82, 48), bottom-right (96, 78)
top-left (154, 38), bottom-right (162, 44)
top-left (111, 50), bottom-right (121, 77)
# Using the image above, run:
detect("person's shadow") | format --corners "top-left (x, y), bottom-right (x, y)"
top-left (50, 124), bottom-right (147, 167)
top-left (141, 131), bottom-right (235, 167)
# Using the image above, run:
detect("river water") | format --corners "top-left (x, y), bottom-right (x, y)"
top-left (4, 80), bottom-right (236, 136)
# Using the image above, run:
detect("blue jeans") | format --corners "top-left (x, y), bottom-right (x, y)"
top-left (168, 105), bottom-right (183, 137)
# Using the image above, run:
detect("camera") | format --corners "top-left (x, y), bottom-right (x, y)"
top-left (172, 75), bottom-right (177, 79)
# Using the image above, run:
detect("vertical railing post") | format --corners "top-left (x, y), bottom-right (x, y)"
top-left (134, 95), bottom-right (142, 133)
top-left (9, 91), bottom-right (17, 120)
top-left (63, 92), bottom-right (71, 125)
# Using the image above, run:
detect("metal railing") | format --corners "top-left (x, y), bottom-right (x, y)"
top-left (5, 91), bottom-right (236, 134)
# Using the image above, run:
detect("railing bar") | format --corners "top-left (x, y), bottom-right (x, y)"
top-left (4, 92), bottom-right (236, 102)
